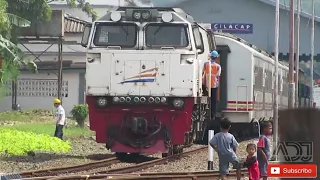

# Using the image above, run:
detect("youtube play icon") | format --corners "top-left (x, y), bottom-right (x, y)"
top-left (271, 167), bottom-right (281, 174)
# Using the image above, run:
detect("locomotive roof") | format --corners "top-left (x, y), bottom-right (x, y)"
top-left (98, 6), bottom-right (195, 23)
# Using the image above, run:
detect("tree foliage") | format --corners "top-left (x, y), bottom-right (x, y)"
top-left (0, 0), bottom-right (97, 87)
top-left (0, 0), bottom-right (35, 86)
top-left (61, 0), bottom-right (98, 21)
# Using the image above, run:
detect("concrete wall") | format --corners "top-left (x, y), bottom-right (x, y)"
top-left (176, 0), bottom-right (320, 55)
top-left (0, 70), bottom-right (85, 116)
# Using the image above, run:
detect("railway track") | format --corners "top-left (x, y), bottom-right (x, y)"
top-left (21, 146), bottom-right (223, 180)
top-left (44, 169), bottom-right (248, 180)
top-left (19, 156), bottom-right (120, 178)
top-left (94, 146), bottom-right (207, 174)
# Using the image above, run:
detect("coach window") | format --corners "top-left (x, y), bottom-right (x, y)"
top-left (265, 70), bottom-right (269, 91)
top-left (267, 70), bottom-right (272, 92)
top-left (278, 73), bottom-right (282, 93)
top-left (253, 66), bottom-right (258, 87)
top-left (271, 69), bottom-right (275, 90)
top-left (257, 67), bottom-right (263, 90)
top-left (283, 72), bottom-right (288, 97)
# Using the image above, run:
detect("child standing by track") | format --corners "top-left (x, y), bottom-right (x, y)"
top-left (257, 121), bottom-right (272, 180)
top-left (209, 118), bottom-right (241, 180)
top-left (243, 143), bottom-right (260, 180)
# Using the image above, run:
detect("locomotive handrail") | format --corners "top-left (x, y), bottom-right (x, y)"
top-left (106, 46), bottom-right (122, 50)
top-left (161, 47), bottom-right (175, 50)
top-left (236, 85), bottom-right (249, 111)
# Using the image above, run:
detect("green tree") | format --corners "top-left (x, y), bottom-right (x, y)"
top-left (0, 0), bottom-right (35, 86)
top-left (0, 0), bottom-right (97, 86)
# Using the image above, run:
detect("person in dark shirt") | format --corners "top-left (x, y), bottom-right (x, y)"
top-left (209, 118), bottom-right (241, 180)
top-left (257, 121), bottom-right (272, 180)
top-left (243, 143), bottom-right (260, 180)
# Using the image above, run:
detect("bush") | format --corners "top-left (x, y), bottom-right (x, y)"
top-left (70, 104), bottom-right (88, 128)
top-left (0, 129), bottom-right (71, 156)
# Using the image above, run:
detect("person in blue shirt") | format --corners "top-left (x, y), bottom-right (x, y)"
top-left (209, 118), bottom-right (241, 180)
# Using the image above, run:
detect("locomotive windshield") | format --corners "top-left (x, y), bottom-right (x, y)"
top-left (93, 23), bottom-right (137, 47)
top-left (145, 23), bottom-right (189, 47)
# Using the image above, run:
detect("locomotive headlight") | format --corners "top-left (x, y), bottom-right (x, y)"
top-left (97, 97), bottom-right (107, 107)
top-left (133, 12), bottom-right (141, 20)
top-left (140, 97), bottom-right (146, 103)
top-left (126, 97), bottom-right (131, 102)
top-left (86, 53), bottom-right (101, 63)
top-left (186, 58), bottom-right (194, 64)
top-left (161, 97), bottom-right (167, 103)
top-left (110, 11), bottom-right (122, 22)
top-left (155, 97), bottom-right (161, 103)
top-left (148, 97), bottom-right (155, 103)
top-left (142, 11), bottom-right (150, 19)
top-left (87, 57), bottom-right (95, 63)
top-left (161, 12), bottom-right (173, 23)
top-left (113, 97), bottom-right (119, 103)
top-left (134, 97), bottom-right (140, 103)
top-left (172, 98), bottom-right (184, 108)
top-left (120, 97), bottom-right (125, 102)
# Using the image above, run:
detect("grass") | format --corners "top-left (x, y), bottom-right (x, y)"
top-left (0, 123), bottom-right (93, 138)
top-left (0, 109), bottom-right (94, 138)
top-left (0, 109), bottom-right (54, 123)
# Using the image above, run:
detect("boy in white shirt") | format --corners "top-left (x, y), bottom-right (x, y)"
top-left (53, 98), bottom-right (66, 140)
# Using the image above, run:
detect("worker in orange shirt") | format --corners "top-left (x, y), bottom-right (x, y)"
top-left (203, 50), bottom-right (221, 119)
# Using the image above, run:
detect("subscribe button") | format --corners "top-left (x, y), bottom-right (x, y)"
top-left (268, 164), bottom-right (317, 178)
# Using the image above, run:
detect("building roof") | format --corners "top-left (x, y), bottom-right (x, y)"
top-left (64, 13), bottom-right (89, 33)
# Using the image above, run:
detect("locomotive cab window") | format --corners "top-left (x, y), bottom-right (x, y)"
top-left (145, 23), bottom-right (189, 48)
top-left (93, 23), bottom-right (137, 48)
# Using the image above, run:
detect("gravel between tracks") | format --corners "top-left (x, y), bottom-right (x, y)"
top-left (137, 137), bottom-right (274, 179)
top-left (57, 144), bottom-right (206, 176)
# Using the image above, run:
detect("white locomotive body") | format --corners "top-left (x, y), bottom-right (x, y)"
top-left (84, 8), bottom-right (210, 98)
top-left (81, 7), bottom-right (215, 156)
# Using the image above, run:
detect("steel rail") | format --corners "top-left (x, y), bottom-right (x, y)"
top-left (45, 169), bottom-right (248, 180)
top-left (24, 147), bottom-right (208, 180)
top-left (95, 146), bottom-right (207, 174)
top-left (19, 157), bottom-right (120, 178)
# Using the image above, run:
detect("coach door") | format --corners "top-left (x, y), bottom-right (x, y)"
top-left (216, 45), bottom-right (230, 114)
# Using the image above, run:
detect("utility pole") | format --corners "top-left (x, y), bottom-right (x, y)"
top-left (311, 0), bottom-right (315, 105)
top-left (57, 37), bottom-right (63, 102)
top-left (273, 0), bottom-right (280, 161)
top-left (288, 0), bottom-right (295, 108)
top-left (295, 0), bottom-right (301, 108)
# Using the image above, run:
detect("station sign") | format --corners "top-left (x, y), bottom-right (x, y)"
top-left (211, 23), bottom-right (253, 34)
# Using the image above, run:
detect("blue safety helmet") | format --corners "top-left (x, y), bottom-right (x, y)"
top-left (210, 50), bottom-right (219, 58)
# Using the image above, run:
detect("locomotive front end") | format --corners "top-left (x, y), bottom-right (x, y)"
top-left (82, 7), bottom-right (204, 156)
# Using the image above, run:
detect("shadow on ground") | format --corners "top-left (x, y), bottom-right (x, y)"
top-left (118, 154), bottom-right (159, 163)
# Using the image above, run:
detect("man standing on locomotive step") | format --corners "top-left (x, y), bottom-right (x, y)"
top-left (53, 98), bottom-right (66, 140)
top-left (203, 50), bottom-right (221, 119)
